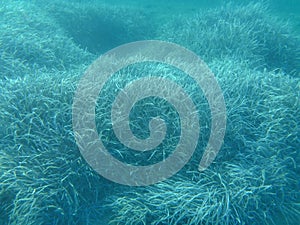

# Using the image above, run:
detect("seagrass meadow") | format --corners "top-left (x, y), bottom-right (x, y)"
top-left (0, 0), bottom-right (299, 224)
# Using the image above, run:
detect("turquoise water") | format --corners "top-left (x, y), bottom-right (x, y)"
top-left (0, 0), bottom-right (299, 224)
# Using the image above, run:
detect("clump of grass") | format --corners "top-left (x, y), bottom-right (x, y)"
top-left (0, 0), bottom-right (92, 78)
top-left (108, 160), bottom-right (298, 225)
top-left (106, 59), bottom-right (300, 224)
top-left (158, 2), bottom-right (300, 75)
top-left (0, 69), bottom-right (114, 224)
top-left (0, 1), bottom-right (299, 224)
top-left (0, 0), bottom-right (153, 223)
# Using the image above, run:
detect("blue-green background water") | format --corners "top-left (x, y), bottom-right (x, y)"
top-left (0, 0), bottom-right (299, 224)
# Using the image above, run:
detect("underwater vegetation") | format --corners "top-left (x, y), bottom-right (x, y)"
top-left (159, 2), bottom-right (300, 74)
top-left (0, 0), bottom-right (299, 225)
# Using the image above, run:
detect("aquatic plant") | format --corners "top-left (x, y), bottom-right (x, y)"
top-left (0, 69), bottom-right (117, 225)
top-left (158, 2), bottom-right (300, 75)
top-left (0, 0), bottom-right (92, 78)
top-left (0, 1), bottom-right (299, 224)
top-left (106, 59), bottom-right (300, 225)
